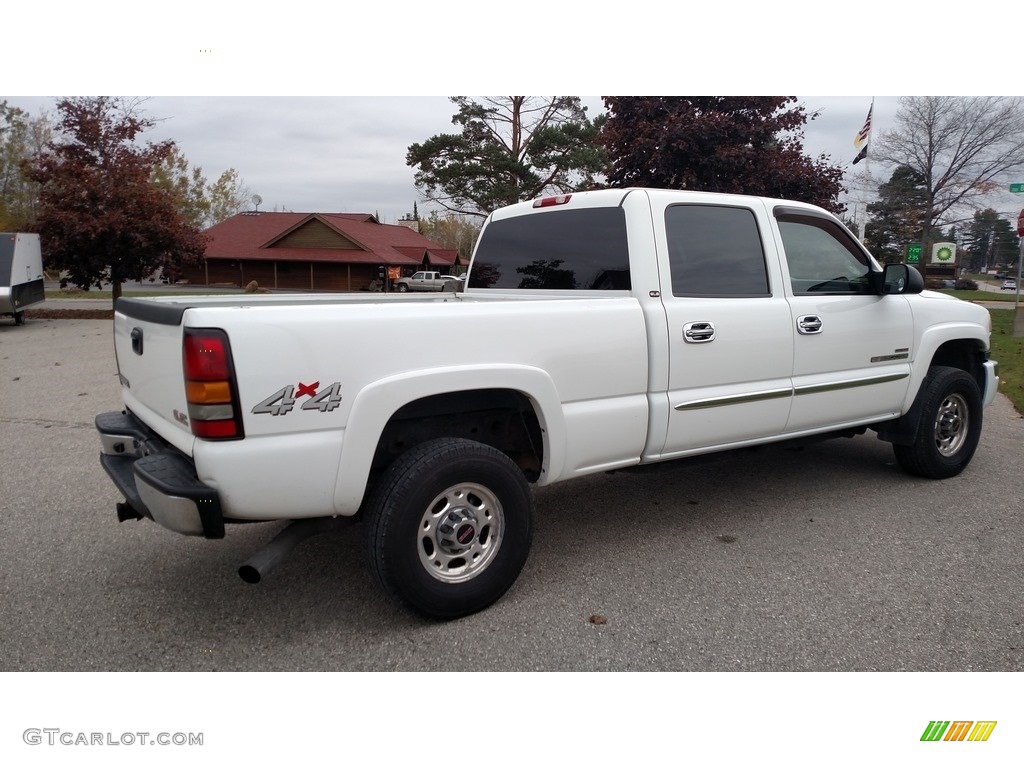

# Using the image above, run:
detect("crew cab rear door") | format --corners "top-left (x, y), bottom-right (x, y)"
top-left (651, 193), bottom-right (795, 456)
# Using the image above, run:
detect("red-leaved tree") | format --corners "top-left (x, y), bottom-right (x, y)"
top-left (599, 97), bottom-right (845, 213)
top-left (25, 96), bottom-right (207, 301)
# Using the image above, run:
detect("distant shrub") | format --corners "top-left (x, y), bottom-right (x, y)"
top-left (955, 279), bottom-right (978, 291)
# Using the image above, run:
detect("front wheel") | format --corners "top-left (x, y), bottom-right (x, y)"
top-left (363, 438), bottom-right (534, 619)
top-left (13, 311), bottom-right (25, 325)
top-left (396, 283), bottom-right (408, 292)
top-left (893, 366), bottom-right (983, 479)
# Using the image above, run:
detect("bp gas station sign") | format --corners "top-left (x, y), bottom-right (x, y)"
top-left (905, 242), bottom-right (956, 265)
top-left (933, 242), bottom-right (956, 264)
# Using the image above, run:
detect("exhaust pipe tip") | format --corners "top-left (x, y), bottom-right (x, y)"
top-left (238, 564), bottom-right (262, 584)
top-left (238, 516), bottom-right (355, 585)
top-left (116, 502), bottom-right (144, 522)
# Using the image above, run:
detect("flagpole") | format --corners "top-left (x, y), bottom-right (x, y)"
top-left (852, 98), bottom-right (874, 244)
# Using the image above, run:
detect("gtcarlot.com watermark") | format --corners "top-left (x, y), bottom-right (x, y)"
top-left (23, 728), bottom-right (203, 747)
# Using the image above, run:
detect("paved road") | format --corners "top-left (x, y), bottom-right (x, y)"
top-left (2, 316), bottom-right (1023, 672)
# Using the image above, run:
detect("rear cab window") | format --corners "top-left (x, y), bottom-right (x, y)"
top-left (468, 207), bottom-right (631, 290)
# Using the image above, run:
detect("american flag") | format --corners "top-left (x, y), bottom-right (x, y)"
top-left (852, 102), bottom-right (872, 165)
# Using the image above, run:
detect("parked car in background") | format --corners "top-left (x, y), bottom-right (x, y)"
top-left (395, 271), bottom-right (458, 292)
top-left (1001, 279), bottom-right (1017, 290)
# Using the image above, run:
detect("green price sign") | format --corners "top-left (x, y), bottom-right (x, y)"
top-left (906, 243), bottom-right (922, 263)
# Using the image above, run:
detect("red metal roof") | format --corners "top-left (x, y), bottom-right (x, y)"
top-left (203, 212), bottom-right (458, 266)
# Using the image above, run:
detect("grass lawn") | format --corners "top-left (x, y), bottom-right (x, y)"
top-left (990, 307), bottom-right (1024, 415)
top-left (939, 289), bottom-right (1017, 303)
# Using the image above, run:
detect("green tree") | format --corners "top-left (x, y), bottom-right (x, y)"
top-left (417, 211), bottom-right (482, 264)
top-left (864, 165), bottom-right (929, 264)
top-left (961, 209), bottom-right (1020, 273)
top-left (407, 96), bottom-right (607, 217)
top-left (599, 97), bottom-right (845, 213)
top-left (874, 96), bottom-right (1024, 281)
top-left (0, 101), bottom-right (52, 230)
top-left (25, 96), bottom-right (207, 301)
top-left (206, 167), bottom-right (252, 225)
top-left (152, 146), bottom-right (252, 229)
top-left (152, 145), bottom-right (208, 229)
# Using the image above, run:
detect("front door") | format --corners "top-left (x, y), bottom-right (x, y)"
top-left (771, 207), bottom-right (913, 433)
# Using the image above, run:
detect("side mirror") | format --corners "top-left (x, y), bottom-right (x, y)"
top-left (875, 263), bottom-right (924, 295)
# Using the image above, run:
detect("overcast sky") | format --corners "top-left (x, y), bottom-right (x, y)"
top-left (6, 3), bottom-right (1019, 226)
top-left (3, 94), bottom-right (902, 223)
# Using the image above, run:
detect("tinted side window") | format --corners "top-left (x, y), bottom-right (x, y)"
top-left (777, 216), bottom-right (872, 294)
top-left (665, 205), bottom-right (769, 296)
top-left (468, 208), bottom-right (630, 290)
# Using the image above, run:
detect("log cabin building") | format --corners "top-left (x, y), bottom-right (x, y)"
top-left (179, 211), bottom-right (460, 291)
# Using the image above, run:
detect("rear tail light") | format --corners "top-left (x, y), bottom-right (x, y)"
top-left (183, 329), bottom-right (244, 439)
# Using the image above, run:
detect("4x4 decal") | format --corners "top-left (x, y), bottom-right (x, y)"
top-left (252, 381), bottom-right (343, 416)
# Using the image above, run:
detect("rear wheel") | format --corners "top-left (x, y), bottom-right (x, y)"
top-left (13, 311), bottom-right (25, 325)
top-left (363, 438), bottom-right (534, 619)
top-left (893, 366), bottom-right (982, 479)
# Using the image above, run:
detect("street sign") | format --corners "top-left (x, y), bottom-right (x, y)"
top-left (1011, 183), bottom-right (1024, 194)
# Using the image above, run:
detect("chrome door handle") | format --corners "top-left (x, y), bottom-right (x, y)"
top-left (797, 315), bottom-right (823, 334)
top-left (683, 321), bottom-right (716, 343)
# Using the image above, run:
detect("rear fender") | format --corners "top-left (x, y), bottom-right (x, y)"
top-left (333, 364), bottom-right (564, 513)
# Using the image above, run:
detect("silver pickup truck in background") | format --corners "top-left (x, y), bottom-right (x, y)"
top-left (394, 270), bottom-right (463, 291)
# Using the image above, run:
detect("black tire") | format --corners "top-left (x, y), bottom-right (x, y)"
top-left (396, 283), bottom-right (408, 292)
top-left (13, 311), bottom-right (25, 326)
top-left (363, 438), bottom-right (534, 619)
top-left (893, 366), bottom-right (983, 479)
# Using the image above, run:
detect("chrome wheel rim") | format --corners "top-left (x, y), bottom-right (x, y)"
top-left (418, 482), bottom-right (504, 584)
top-left (934, 393), bottom-right (969, 457)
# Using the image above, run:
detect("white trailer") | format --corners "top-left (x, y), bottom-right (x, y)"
top-left (0, 233), bottom-right (45, 325)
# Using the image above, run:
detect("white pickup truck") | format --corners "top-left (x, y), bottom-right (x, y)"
top-left (394, 270), bottom-right (461, 292)
top-left (96, 188), bottom-right (998, 618)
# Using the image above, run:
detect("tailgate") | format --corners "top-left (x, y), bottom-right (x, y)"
top-left (114, 298), bottom-right (196, 454)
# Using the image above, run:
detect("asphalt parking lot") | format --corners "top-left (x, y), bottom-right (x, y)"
top-left (2, 316), bottom-right (1023, 672)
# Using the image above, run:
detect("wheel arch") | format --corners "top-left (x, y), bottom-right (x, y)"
top-left (926, 337), bottom-right (989, 394)
top-left (333, 365), bottom-right (564, 513)
top-left (877, 334), bottom-right (989, 446)
top-left (903, 327), bottom-right (991, 411)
